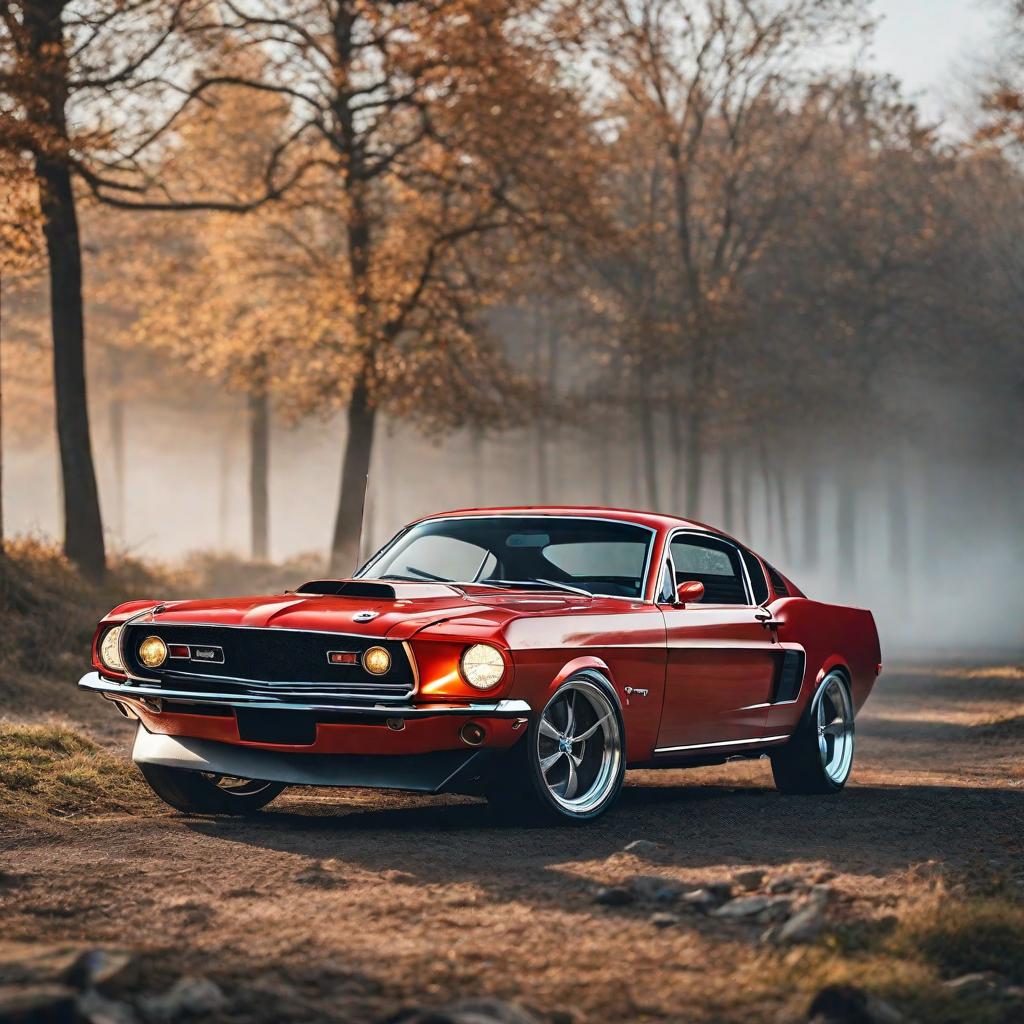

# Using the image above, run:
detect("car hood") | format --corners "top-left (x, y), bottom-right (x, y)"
top-left (139, 581), bottom-right (618, 642)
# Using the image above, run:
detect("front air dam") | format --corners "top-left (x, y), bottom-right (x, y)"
top-left (131, 726), bottom-right (500, 795)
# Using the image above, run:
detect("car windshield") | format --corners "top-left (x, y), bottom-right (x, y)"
top-left (358, 516), bottom-right (654, 599)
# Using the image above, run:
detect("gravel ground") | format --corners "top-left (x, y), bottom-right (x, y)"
top-left (1, 661), bottom-right (1022, 1023)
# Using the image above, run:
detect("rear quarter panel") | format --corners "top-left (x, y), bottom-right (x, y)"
top-left (763, 597), bottom-right (881, 738)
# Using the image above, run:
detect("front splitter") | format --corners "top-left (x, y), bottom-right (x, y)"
top-left (132, 725), bottom-right (501, 795)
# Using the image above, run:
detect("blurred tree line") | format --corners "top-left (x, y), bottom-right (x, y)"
top-left (1, 0), bottom-right (1022, 583)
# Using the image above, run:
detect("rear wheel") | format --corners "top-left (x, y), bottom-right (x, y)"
top-left (139, 762), bottom-right (285, 815)
top-left (771, 670), bottom-right (855, 795)
top-left (487, 675), bottom-right (625, 822)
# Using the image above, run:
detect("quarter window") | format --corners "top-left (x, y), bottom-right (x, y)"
top-left (740, 548), bottom-right (770, 605)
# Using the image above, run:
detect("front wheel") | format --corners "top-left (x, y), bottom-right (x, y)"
top-left (488, 675), bottom-right (625, 822)
top-left (139, 762), bottom-right (286, 815)
top-left (771, 670), bottom-right (855, 795)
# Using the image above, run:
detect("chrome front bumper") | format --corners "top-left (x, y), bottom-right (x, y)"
top-left (78, 672), bottom-right (532, 718)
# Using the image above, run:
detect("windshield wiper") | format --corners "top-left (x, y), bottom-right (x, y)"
top-left (475, 578), bottom-right (593, 597)
top-left (378, 570), bottom-right (452, 583)
top-left (535, 578), bottom-right (593, 597)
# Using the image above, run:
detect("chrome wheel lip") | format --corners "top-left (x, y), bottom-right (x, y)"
top-left (536, 680), bottom-right (622, 815)
top-left (813, 673), bottom-right (854, 785)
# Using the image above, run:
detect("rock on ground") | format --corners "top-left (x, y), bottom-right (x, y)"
top-left (386, 998), bottom-right (542, 1024)
top-left (733, 870), bottom-right (765, 891)
top-left (137, 977), bottom-right (226, 1022)
top-left (0, 983), bottom-right (80, 1024)
top-left (807, 984), bottom-right (903, 1024)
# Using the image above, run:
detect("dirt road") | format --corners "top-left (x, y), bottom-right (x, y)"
top-left (2, 663), bottom-right (1022, 1023)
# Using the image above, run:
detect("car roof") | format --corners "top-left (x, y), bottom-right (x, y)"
top-left (415, 505), bottom-right (725, 537)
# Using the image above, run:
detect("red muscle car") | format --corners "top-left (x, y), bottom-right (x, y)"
top-left (81, 507), bottom-right (881, 821)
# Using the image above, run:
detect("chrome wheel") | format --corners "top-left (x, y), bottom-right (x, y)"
top-left (815, 673), bottom-right (854, 785)
top-left (536, 680), bottom-right (622, 815)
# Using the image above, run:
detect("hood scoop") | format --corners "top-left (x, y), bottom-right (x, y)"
top-left (295, 579), bottom-right (463, 601)
top-left (297, 580), bottom-right (398, 599)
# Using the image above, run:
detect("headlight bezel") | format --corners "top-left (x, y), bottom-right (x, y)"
top-left (459, 643), bottom-right (506, 691)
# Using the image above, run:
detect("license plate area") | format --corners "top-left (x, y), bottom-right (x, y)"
top-left (235, 709), bottom-right (316, 746)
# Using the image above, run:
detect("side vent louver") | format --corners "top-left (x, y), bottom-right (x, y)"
top-left (773, 650), bottom-right (805, 703)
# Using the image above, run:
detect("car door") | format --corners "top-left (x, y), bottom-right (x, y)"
top-left (654, 532), bottom-right (778, 753)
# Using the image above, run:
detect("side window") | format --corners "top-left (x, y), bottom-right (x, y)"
top-left (670, 536), bottom-right (748, 605)
top-left (740, 548), bottom-right (770, 605)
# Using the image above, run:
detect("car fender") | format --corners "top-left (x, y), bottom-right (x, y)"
top-left (545, 656), bottom-right (621, 706)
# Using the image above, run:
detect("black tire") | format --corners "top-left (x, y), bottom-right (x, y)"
top-left (486, 672), bottom-right (625, 823)
top-left (771, 670), bottom-right (855, 795)
top-left (138, 762), bottom-right (285, 815)
top-left (483, 740), bottom-right (538, 821)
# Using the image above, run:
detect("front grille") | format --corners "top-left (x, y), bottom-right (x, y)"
top-left (120, 623), bottom-right (414, 704)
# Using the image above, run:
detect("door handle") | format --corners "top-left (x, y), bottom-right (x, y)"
top-left (755, 608), bottom-right (782, 630)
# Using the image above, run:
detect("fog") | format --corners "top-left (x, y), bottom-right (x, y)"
top-left (4, 363), bottom-right (1020, 660)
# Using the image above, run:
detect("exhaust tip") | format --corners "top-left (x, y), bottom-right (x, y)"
top-left (460, 721), bottom-right (486, 746)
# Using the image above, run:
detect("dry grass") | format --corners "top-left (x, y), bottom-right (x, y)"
top-left (0, 539), bottom-right (320, 722)
top-left (0, 722), bottom-right (152, 820)
top-left (0, 538), bottom-right (181, 712)
top-left (894, 892), bottom-right (1024, 984)
top-left (771, 887), bottom-right (1024, 1024)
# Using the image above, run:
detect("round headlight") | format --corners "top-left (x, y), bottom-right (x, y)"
top-left (138, 635), bottom-right (168, 668)
top-left (363, 646), bottom-right (392, 675)
top-left (460, 644), bottom-right (505, 690)
top-left (99, 626), bottom-right (124, 672)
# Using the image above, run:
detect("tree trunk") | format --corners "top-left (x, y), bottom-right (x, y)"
top-left (24, 1), bottom-right (105, 580)
top-left (470, 432), bottom-right (485, 506)
top-left (218, 422), bottom-right (232, 551)
top-left (759, 442), bottom-right (774, 545)
top-left (683, 406), bottom-right (703, 517)
top-left (667, 403), bottom-right (682, 511)
top-left (0, 271), bottom-right (5, 550)
top-left (639, 399), bottom-right (659, 509)
top-left (109, 355), bottom-right (125, 538)
top-left (774, 465), bottom-right (792, 564)
top-left (329, 374), bottom-right (377, 575)
top-left (836, 470), bottom-right (858, 582)
top-left (598, 429), bottom-right (611, 505)
top-left (720, 445), bottom-right (734, 533)
top-left (739, 447), bottom-right (752, 541)
top-left (800, 460), bottom-right (820, 568)
top-left (886, 446), bottom-right (910, 590)
top-left (36, 155), bottom-right (106, 580)
top-left (248, 386), bottom-right (270, 561)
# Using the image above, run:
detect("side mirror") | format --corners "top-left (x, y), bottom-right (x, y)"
top-left (675, 580), bottom-right (705, 606)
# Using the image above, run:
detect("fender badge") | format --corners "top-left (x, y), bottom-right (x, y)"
top-left (353, 610), bottom-right (379, 623)
top-left (624, 686), bottom-right (649, 697)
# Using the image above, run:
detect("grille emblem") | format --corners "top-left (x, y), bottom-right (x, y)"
top-left (353, 610), bottom-right (379, 623)
top-left (190, 645), bottom-right (225, 664)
